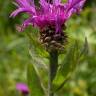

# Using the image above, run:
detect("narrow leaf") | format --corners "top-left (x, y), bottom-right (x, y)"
top-left (53, 41), bottom-right (80, 89)
top-left (27, 63), bottom-right (44, 96)
top-left (60, 41), bottom-right (79, 76)
top-left (80, 37), bottom-right (88, 57)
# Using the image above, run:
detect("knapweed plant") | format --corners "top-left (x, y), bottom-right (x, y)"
top-left (10, 0), bottom-right (87, 96)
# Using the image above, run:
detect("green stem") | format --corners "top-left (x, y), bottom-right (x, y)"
top-left (48, 50), bottom-right (58, 96)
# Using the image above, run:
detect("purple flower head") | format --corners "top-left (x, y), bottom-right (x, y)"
top-left (16, 83), bottom-right (29, 95)
top-left (10, 0), bottom-right (86, 33)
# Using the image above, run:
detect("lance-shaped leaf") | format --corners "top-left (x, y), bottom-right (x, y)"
top-left (27, 63), bottom-right (45, 96)
top-left (29, 43), bottom-right (48, 70)
top-left (61, 41), bottom-right (80, 75)
top-left (53, 37), bottom-right (89, 91)
top-left (29, 45), bottom-right (48, 91)
top-left (27, 29), bottom-right (49, 93)
top-left (53, 40), bottom-right (81, 90)
top-left (80, 37), bottom-right (88, 58)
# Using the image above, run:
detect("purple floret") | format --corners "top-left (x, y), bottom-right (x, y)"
top-left (10, 0), bottom-right (86, 33)
top-left (16, 83), bottom-right (29, 94)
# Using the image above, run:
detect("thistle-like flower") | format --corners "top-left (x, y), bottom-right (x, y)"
top-left (10, 0), bottom-right (86, 51)
top-left (16, 83), bottom-right (29, 95)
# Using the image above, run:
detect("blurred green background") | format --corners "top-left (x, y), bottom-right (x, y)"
top-left (0, 0), bottom-right (96, 96)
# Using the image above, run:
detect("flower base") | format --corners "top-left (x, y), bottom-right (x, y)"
top-left (39, 25), bottom-right (67, 52)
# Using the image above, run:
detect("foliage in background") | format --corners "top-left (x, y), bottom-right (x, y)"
top-left (0, 0), bottom-right (96, 96)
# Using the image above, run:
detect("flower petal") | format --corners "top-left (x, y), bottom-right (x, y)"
top-left (64, 0), bottom-right (86, 20)
top-left (53, 0), bottom-right (61, 6)
top-left (16, 17), bottom-right (35, 32)
top-left (67, 0), bottom-right (86, 11)
top-left (10, 8), bottom-right (34, 18)
top-left (39, 0), bottom-right (50, 12)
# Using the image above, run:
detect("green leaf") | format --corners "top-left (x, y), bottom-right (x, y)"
top-left (60, 41), bottom-right (80, 77)
top-left (29, 42), bottom-right (48, 70)
top-left (27, 63), bottom-right (45, 96)
top-left (29, 47), bottom-right (48, 92)
top-left (27, 31), bottom-right (49, 93)
top-left (53, 41), bottom-right (80, 90)
top-left (53, 38), bottom-right (89, 91)
top-left (80, 37), bottom-right (88, 57)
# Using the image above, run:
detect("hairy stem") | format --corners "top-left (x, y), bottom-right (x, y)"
top-left (48, 50), bottom-right (58, 96)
